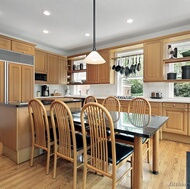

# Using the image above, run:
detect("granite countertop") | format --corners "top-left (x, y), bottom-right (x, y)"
top-left (0, 98), bottom-right (83, 107)
top-left (64, 95), bottom-right (190, 103)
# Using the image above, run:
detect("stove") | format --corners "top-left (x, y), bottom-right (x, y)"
top-left (115, 96), bottom-right (135, 99)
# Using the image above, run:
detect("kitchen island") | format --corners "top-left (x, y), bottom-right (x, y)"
top-left (0, 98), bottom-right (82, 164)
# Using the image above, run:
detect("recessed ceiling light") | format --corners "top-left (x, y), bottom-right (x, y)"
top-left (127, 19), bottom-right (133, 23)
top-left (43, 30), bottom-right (49, 34)
top-left (85, 33), bottom-right (90, 37)
top-left (42, 9), bottom-right (51, 16)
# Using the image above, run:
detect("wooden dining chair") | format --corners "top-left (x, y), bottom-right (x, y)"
top-left (115, 97), bottom-right (151, 163)
top-left (80, 102), bottom-right (134, 189)
top-left (28, 98), bottom-right (54, 175)
top-left (50, 100), bottom-right (90, 189)
top-left (102, 96), bottom-right (121, 123)
top-left (83, 95), bottom-right (98, 106)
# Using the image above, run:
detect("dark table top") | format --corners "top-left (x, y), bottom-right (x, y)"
top-left (72, 111), bottom-right (169, 138)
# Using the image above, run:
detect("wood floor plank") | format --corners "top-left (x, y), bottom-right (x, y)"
top-left (0, 140), bottom-right (188, 189)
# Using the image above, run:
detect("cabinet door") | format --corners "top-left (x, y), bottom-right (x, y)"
top-left (0, 37), bottom-right (11, 50)
top-left (12, 41), bottom-right (35, 56)
top-left (150, 102), bottom-right (162, 116)
top-left (47, 54), bottom-right (59, 84)
top-left (59, 56), bottom-right (67, 84)
top-left (144, 40), bottom-right (164, 82)
top-left (21, 65), bottom-right (34, 102)
top-left (98, 51), bottom-right (114, 84)
top-left (162, 104), bottom-right (188, 135)
top-left (8, 63), bottom-right (22, 103)
top-left (35, 50), bottom-right (47, 73)
top-left (86, 64), bottom-right (99, 83)
top-left (0, 61), bottom-right (4, 103)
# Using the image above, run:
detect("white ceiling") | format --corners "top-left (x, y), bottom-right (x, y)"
top-left (1, 0), bottom-right (190, 55)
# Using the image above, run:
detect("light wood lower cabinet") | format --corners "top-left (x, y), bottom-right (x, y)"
top-left (150, 102), bottom-right (162, 116)
top-left (162, 102), bottom-right (188, 135)
top-left (0, 61), bottom-right (4, 103)
top-left (8, 63), bottom-right (34, 103)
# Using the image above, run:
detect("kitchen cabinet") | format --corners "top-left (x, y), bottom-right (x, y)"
top-left (59, 56), bottom-right (67, 84)
top-left (150, 102), bottom-right (163, 139)
top-left (35, 49), bottom-right (48, 73)
top-left (150, 102), bottom-right (162, 116)
top-left (0, 36), bottom-right (11, 50)
top-left (86, 50), bottom-right (115, 84)
top-left (0, 61), bottom-right (4, 103)
top-left (8, 63), bottom-right (34, 103)
top-left (12, 40), bottom-right (35, 56)
top-left (162, 102), bottom-right (188, 135)
top-left (144, 40), bottom-right (164, 82)
top-left (188, 104), bottom-right (190, 136)
top-left (119, 100), bottom-right (130, 112)
top-left (47, 54), bottom-right (59, 84)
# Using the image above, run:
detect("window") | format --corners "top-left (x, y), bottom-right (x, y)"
top-left (117, 49), bottom-right (143, 97)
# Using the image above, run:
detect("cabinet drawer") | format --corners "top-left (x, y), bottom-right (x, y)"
top-left (0, 37), bottom-right (11, 50)
top-left (163, 102), bottom-right (188, 109)
top-left (12, 41), bottom-right (35, 55)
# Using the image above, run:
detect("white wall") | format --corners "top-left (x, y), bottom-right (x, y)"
top-left (35, 84), bottom-right (67, 97)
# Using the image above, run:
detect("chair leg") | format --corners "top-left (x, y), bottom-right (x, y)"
top-left (82, 163), bottom-right (87, 189)
top-left (147, 140), bottom-right (150, 163)
top-left (53, 153), bottom-right (57, 179)
top-left (46, 149), bottom-right (50, 175)
top-left (131, 155), bottom-right (134, 189)
top-left (73, 161), bottom-right (77, 189)
top-left (30, 144), bottom-right (34, 166)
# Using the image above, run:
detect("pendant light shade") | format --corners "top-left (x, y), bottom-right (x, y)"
top-left (84, 0), bottom-right (105, 64)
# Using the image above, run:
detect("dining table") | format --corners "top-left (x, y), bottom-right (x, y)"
top-left (72, 110), bottom-right (169, 189)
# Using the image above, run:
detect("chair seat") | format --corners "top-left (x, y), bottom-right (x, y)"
top-left (107, 141), bottom-right (133, 165)
top-left (115, 133), bottom-right (147, 144)
top-left (74, 133), bottom-right (90, 151)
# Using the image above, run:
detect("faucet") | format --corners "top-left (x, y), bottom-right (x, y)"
top-left (79, 91), bottom-right (81, 96)
top-left (86, 89), bottom-right (89, 95)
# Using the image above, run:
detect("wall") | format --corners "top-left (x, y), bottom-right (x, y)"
top-left (35, 84), bottom-right (67, 97)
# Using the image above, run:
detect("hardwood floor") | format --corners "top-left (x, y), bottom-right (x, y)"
top-left (0, 139), bottom-right (189, 189)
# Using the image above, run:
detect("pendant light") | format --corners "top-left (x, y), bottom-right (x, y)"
top-left (84, 0), bottom-right (105, 64)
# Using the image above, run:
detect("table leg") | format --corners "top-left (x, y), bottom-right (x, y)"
top-left (153, 130), bottom-right (159, 174)
top-left (134, 136), bottom-right (142, 189)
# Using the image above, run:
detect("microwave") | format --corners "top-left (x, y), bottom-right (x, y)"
top-left (35, 73), bottom-right (47, 81)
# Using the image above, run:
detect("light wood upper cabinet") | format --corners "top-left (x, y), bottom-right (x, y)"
top-left (35, 50), bottom-right (47, 73)
top-left (47, 54), bottom-right (59, 84)
top-left (0, 37), bottom-right (11, 50)
top-left (98, 50), bottom-right (114, 84)
top-left (162, 102), bottom-right (188, 135)
top-left (8, 63), bottom-right (22, 103)
top-left (21, 65), bottom-right (34, 102)
top-left (86, 50), bottom-right (115, 84)
top-left (59, 56), bottom-right (67, 84)
top-left (144, 40), bottom-right (164, 82)
top-left (8, 63), bottom-right (34, 103)
top-left (12, 41), bottom-right (35, 56)
top-left (0, 61), bottom-right (4, 103)
top-left (86, 64), bottom-right (99, 83)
